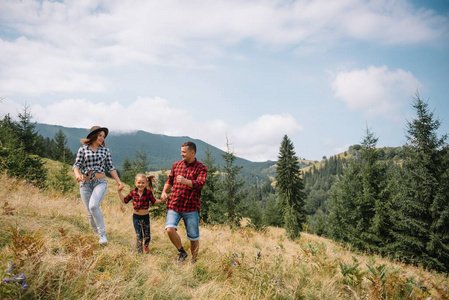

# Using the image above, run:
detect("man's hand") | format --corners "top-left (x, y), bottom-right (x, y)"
top-left (161, 191), bottom-right (168, 202)
top-left (176, 175), bottom-right (185, 184)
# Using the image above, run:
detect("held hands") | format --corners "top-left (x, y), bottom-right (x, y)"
top-left (161, 191), bottom-right (168, 203)
top-left (117, 182), bottom-right (124, 192)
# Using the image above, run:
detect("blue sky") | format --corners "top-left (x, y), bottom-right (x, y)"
top-left (1, 0), bottom-right (448, 161)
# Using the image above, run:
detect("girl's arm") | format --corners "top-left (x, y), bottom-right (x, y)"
top-left (154, 198), bottom-right (166, 205)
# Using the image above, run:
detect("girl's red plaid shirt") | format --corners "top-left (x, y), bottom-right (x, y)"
top-left (123, 188), bottom-right (156, 210)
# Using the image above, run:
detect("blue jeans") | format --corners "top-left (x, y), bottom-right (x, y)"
top-left (165, 210), bottom-right (199, 241)
top-left (80, 178), bottom-right (108, 236)
top-left (133, 214), bottom-right (151, 252)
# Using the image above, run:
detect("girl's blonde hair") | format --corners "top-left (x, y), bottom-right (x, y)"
top-left (135, 173), bottom-right (156, 192)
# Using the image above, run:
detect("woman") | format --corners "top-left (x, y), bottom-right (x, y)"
top-left (73, 126), bottom-right (124, 244)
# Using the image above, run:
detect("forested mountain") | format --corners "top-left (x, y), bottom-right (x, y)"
top-left (35, 123), bottom-right (276, 180)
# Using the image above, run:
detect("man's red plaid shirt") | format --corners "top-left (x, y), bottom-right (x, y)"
top-left (166, 159), bottom-right (207, 213)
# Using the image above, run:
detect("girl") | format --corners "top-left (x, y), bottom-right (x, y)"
top-left (73, 126), bottom-right (124, 244)
top-left (118, 174), bottom-right (165, 253)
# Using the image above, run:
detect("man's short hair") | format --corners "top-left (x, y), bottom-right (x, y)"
top-left (182, 141), bottom-right (197, 153)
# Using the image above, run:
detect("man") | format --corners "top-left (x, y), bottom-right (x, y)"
top-left (161, 141), bottom-right (207, 263)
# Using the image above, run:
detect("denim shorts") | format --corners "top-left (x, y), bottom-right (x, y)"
top-left (165, 210), bottom-right (199, 241)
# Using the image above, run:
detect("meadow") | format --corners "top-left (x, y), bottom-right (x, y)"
top-left (1, 173), bottom-right (448, 300)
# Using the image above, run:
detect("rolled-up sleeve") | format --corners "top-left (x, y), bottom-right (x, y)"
top-left (191, 165), bottom-right (207, 190)
top-left (104, 148), bottom-right (116, 171)
top-left (73, 146), bottom-right (85, 170)
top-left (167, 166), bottom-right (175, 186)
top-left (124, 193), bottom-right (132, 204)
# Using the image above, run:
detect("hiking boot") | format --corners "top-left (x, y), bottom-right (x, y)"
top-left (177, 248), bottom-right (188, 262)
top-left (99, 234), bottom-right (108, 244)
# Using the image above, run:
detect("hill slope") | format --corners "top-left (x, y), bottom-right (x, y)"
top-left (1, 166), bottom-right (447, 299)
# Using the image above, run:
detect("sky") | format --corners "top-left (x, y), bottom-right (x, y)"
top-left (1, 0), bottom-right (448, 162)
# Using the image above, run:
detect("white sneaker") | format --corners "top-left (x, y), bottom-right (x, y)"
top-left (99, 234), bottom-right (108, 244)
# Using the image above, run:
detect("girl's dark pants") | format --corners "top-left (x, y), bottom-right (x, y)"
top-left (133, 214), bottom-right (151, 252)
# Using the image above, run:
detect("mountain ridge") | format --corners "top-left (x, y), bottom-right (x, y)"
top-left (35, 123), bottom-right (277, 177)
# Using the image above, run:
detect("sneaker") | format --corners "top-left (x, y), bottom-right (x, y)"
top-left (177, 248), bottom-right (188, 262)
top-left (143, 241), bottom-right (150, 253)
top-left (98, 234), bottom-right (108, 244)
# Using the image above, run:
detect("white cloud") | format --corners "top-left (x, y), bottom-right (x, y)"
top-left (228, 114), bottom-right (303, 161)
top-left (1, 97), bottom-right (302, 162)
top-left (0, 0), bottom-right (446, 95)
top-left (331, 65), bottom-right (422, 117)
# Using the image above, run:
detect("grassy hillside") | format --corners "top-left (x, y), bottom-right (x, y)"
top-left (1, 163), bottom-right (448, 299)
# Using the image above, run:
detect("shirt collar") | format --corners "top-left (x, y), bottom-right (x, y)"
top-left (183, 158), bottom-right (197, 166)
top-left (134, 187), bottom-right (148, 194)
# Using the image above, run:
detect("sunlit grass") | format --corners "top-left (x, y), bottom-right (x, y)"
top-left (1, 170), bottom-right (448, 299)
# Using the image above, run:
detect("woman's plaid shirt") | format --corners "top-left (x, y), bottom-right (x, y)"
top-left (73, 144), bottom-right (116, 179)
top-left (124, 187), bottom-right (156, 210)
top-left (166, 159), bottom-right (207, 213)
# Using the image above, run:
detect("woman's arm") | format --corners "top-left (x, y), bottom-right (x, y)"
top-left (110, 170), bottom-right (124, 191)
top-left (73, 167), bottom-right (84, 182)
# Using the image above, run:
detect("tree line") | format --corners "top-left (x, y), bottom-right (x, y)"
top-left (0, 104), bottom-right (75, 191)
top-left (304, 94), bottom-right (449, 273)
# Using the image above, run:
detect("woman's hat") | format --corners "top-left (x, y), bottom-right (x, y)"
top-left (87, 126), bottom-right (109, 139)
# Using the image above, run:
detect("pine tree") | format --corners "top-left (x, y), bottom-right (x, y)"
top-left (275, 135), bottom-right (306, 239)
top-left (390, 93), bottom-right (448, 271)
top-left (263, 194), bottom-right (283, 227)
top-left (0, 111), bottom-right (47, 188)
top-left (200, 146), bottom-right (219, 223)
top-left (120, 147), bottom-right (149, 186)
top-left (327, 128), bottom-right (392, 251)
top-left (16, 104), bottom-right (43, 155)
top-left (121, 156), bottom-right (135, 186)
top-left (220, 139), bottom-right (244, 228)
top-left (53, 129), bottom-right (69, 163)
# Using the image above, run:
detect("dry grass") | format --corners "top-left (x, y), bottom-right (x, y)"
top-left (1, 172), bottom-right (448, 299)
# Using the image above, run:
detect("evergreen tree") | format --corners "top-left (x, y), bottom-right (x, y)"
top-left (50, 164), bottom-right (75, 194)
top-left (306, 208), bottom-right (327, 236)
top-left (390, 94), bottom-right (449, 271)
top-left (200, 146), bottom-right (220, 223)
top-left (0, 112), bottom-right (47, 188)
top-left (151, 170), bottom-right (168, 217)
top-left (327, 128), bottom-right (392, 251)
top-left (220, 139), bottom-right (244, 228)
top-left (133, 146), bottom-right (149, 174)
top-left (263, 194), bottom-right (283, 227)
top-left (326, 163), bottom-right (359, 242)
top-left (120, 156), bottom-right (135, 186)
top-left (53, 129), bottom-right (74, 163)
top-left (0, 114), bottom-right (19, 148)
top-left (275, 135), bottom-right (306, 239)
top-left (120, 147), bottom-right (150, 186)
top-left (16, 104), bottom-right (43, 156)
top-left (429, 145), bottom-right (449, 271)
top-left (245, 199), bottom-right (265, 231)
